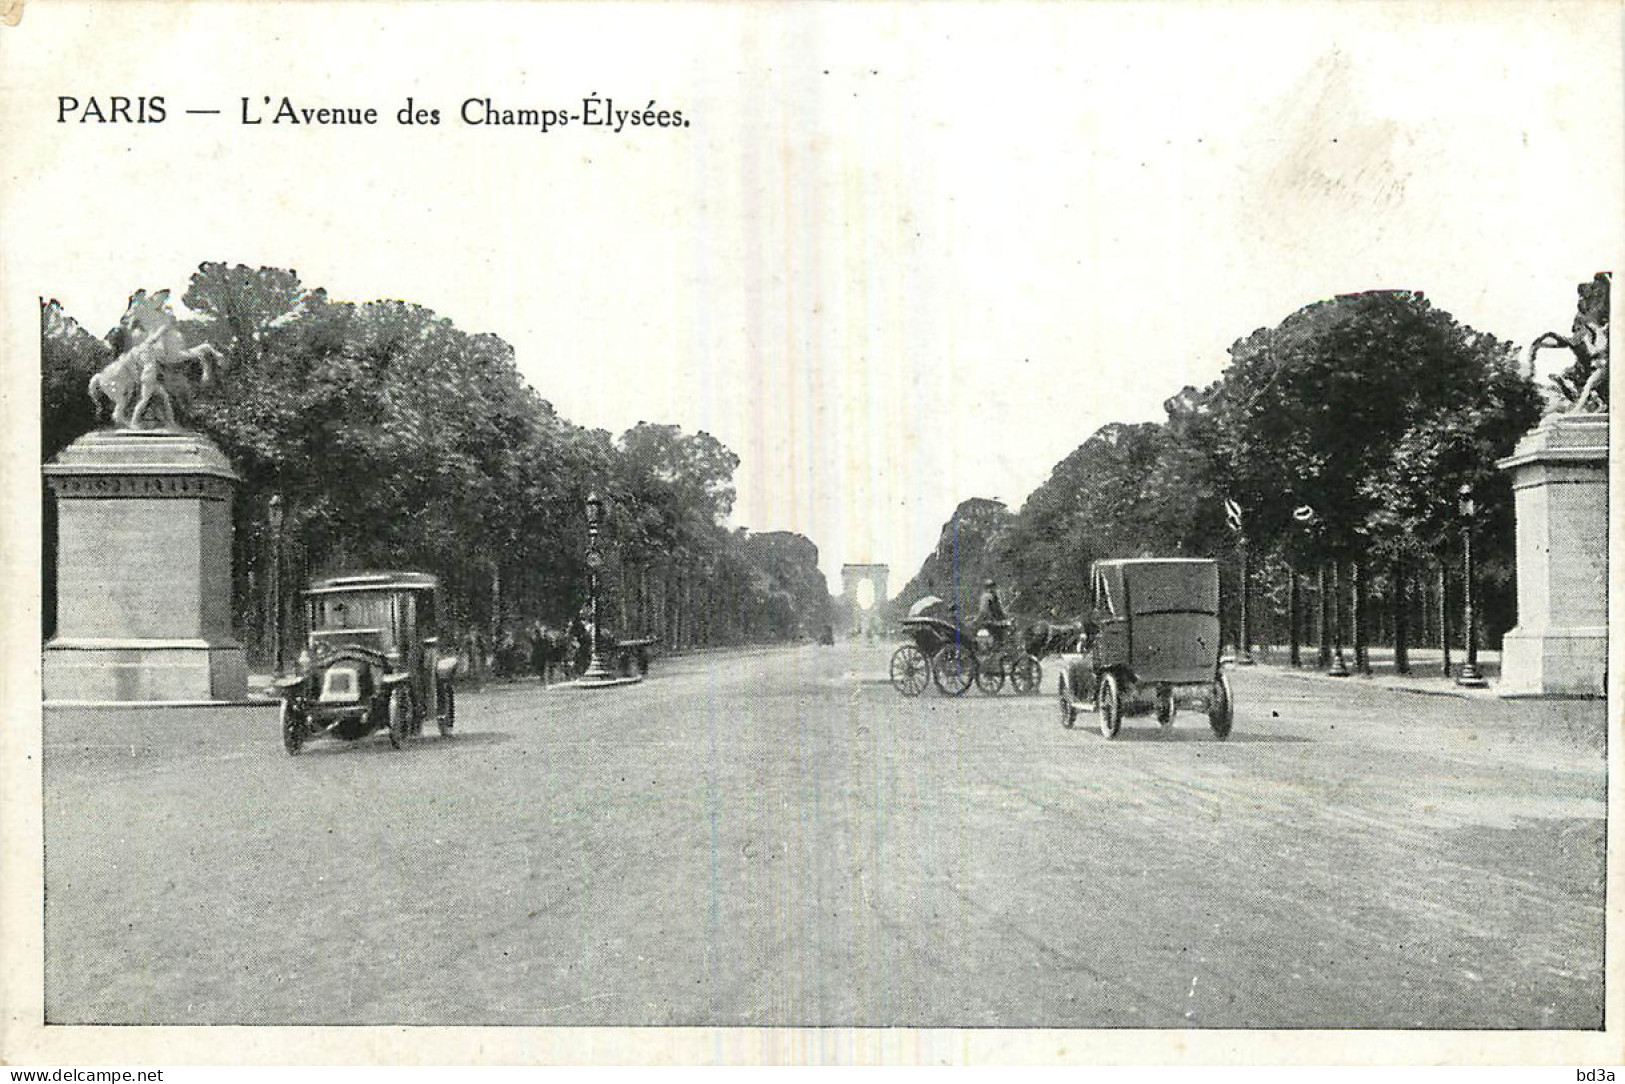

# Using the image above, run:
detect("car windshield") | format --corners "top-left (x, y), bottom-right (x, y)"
top-left (309, 591), bottom-right (397, 649)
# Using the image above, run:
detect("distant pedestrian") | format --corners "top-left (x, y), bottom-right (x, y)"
top-left (459, 628), bottom-right (479, 684)
top-left (570, 614), bottom-right (590, 676)
top-left (528, 621), bottom-right (550, 685)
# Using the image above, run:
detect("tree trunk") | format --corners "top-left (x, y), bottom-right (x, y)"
top-left (1438, 559), bottom-right (1451, 677)
top-left (1238, 541), bottom-right (1252, 661)
top-left (1352, 560), bottom-right (1369, 675)
top-left (490, 562), bottom-right (502, 639)
top-left (1392, 557), bottom-right (1409, 675)
top-left (1288, 566), bottom-right (1301, 667)
top-left (1317, 564), bottom-right (1331, 669)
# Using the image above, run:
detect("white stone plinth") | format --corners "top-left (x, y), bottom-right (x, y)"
top-left (44, 429), bottom-right (247, 702)
top-left (1496, 412), bottom-right (1608, 697)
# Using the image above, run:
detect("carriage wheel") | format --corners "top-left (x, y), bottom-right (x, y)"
top-left (1010, 654), bottom-right (1042, 695)
top-left (1207, 672), bottom-right (1234, 740)
top-left (889, 645), bottom-right (930, 697)
top-left (932, 644), bottom-right (974, 697)
top-left (438, 684), bottom-right (456, 737)
top-left (280, 699), bottom-right (305, 756)
top-left (1155, 683), bottom-right (1177, 730)
top-left (1098, 672), bottom-right (1123, 739)
top-left (975, 658), bottom-right (1006, 695)
top-left (1057, 675), bottom-right (1077, 729)
top-left (387, 687), bottom-right (412, 749)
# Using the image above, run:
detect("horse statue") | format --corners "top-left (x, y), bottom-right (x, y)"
top-left (89, 289), bottom-right (223, 430)
top-left (1528, 272), bottom-right (1610, 414)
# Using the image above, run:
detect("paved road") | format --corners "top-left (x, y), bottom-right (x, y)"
top-left (43, 642), bottom-right (1605, 1028)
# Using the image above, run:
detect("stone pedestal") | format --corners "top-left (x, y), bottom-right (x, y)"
top-left (43, 429), bottom-right (247, 702)
top-left (1496, 412), bottom-right (1608, 697)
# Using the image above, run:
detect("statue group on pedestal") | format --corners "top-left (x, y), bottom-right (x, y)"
top-left (88, 288), bottom-right (222, 431)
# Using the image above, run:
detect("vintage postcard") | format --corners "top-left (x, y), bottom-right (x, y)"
top-left (1, 0), bottom-right (1621, 1068)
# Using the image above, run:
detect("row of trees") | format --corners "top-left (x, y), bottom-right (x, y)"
top-left (42, 263), bottom-right (832, 664)
top-left (895, 287), bottom-right (1596, 668)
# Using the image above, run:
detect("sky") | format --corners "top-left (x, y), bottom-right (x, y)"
top-left (4, 1), bottom-right (1620, 594)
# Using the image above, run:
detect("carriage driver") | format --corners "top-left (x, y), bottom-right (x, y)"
top-left (977, 579), bottom-right (1010, 642)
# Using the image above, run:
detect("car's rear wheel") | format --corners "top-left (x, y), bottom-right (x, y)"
top-left (1098, 672), bottom-right (1123, 739)
top-left (975, 660), bottom-right (1006, 695)
top-left (388, 687), bottom-right (411, 749)
top-left (1207, 672), bottom-right (1233, 740)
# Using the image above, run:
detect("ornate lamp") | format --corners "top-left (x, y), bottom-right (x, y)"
top-left (579, 490), bottom-right (616, 684)
top-left (268, 494), bottom-right (284, 676)
top-left (1456, 483), bottom-right (1487, 687)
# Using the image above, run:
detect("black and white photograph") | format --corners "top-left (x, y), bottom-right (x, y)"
top-left (1, 0), bottom-right (1620, 1068)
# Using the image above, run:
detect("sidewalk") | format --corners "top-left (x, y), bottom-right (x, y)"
top-left (1237, 645), bottom-right (1506, 699)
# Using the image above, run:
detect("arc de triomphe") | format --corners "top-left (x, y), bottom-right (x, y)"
top-left (840, 563), bottom-right (889, 638)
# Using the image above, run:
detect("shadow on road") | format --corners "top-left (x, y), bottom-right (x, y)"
top-left (1075, 724), bottom-right (1312, 744)
top-left (291, 730), bottom-right (513, 757)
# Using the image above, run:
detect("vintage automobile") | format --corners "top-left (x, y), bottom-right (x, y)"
top-left (1054, 558), bottom-right (1234, 739)
top-left (271, 571), bottom-right (459, 754)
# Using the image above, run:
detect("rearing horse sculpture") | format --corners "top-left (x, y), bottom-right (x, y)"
top-left (1528, 272), bottom-right (1610, 414)
top-left (88, 289), bottom-right (223, 430)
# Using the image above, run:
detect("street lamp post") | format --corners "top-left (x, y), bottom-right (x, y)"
top-left (268, 494), bottom-right (284, 676)
top-left (1456, 484), bottom-right (1487, 688)
top-left (578, 491), bottom-right (618, 685)
top-left (1237, 536), bottom-right (1255, 665)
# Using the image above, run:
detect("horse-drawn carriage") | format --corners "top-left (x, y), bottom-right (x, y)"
top-left (889, 596), bottom-right (1043, 697)
top-left (1054, 558), bottom-right (1234, 739)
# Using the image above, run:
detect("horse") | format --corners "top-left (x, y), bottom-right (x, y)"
top-left (91, 289), bottom-right (223, 430)
top-left (87, 343), bottom-right (142, 427)
top-left (1024, 619), bottom-right (1086, 658)
top-left (1529, 272), bottom-right (1610, 414)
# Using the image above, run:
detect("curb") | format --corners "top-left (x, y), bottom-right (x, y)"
top-left (1268, 666), bottom-right (1491, 700)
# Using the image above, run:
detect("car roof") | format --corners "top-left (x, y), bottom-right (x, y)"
top-left (306, 570), bottom-right (440, 595)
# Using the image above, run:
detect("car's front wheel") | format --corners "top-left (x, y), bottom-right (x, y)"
top-left (1058, 675), bottom-right (1077, 729)
top-left (438, 684), bottom-right (455, 737)
top-left (1098, 672), bottom-right (1123, 739)
top-left (280, 699), bottom-right (305, 756)
top-left (1155, 683), bottom-right (1177, 730)
top-left (388, 686), bottom-right (412, 749)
